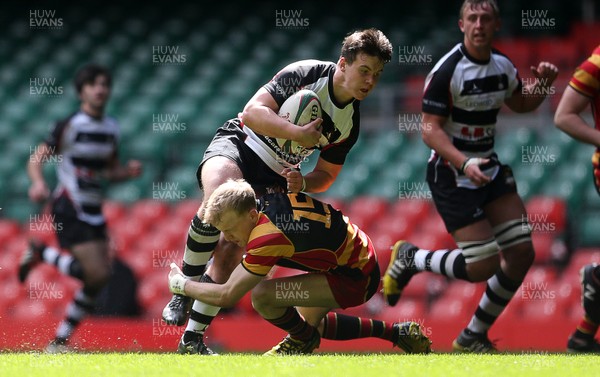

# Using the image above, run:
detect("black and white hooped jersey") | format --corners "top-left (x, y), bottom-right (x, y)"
top-left (45, 111), bottom-right (119, 225)
top-left (241, 59), bottom-right (360, 171)
top-left (422, 43), bottom-right (522, 187)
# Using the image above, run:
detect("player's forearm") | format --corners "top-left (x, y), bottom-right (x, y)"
top-left (183, 281), bottom-right (235, 308)
top-left (422, 124), bottom-right (468, 171)
top-left (511, 83), bottom-right (552, 113)
top-left (555, 113), bottom-right (600, 147)
top-left (240, 106), bottom-right (301, 140)
top-left (303, 171), bottom-right (334, 193)
top-left (27, 151), bottom-right (47, 185)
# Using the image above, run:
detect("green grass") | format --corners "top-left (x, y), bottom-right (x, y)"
top-left (0, 353), bottom-right (598, 377)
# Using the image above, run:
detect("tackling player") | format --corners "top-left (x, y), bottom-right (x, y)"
top-left (383, 0), bottom-right (558, 352)
top-left (554, 44), bottom-right (600, 353)
top-left (20, 64), bottom-right (143, 352)
top-left (168, 179), bottom-right (431, 355)
top-left (161, 28), bottom-right (393, 354)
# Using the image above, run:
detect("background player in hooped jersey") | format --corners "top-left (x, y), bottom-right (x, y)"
top-left (161, 28), bottom-right (393, 354)
top-left (168, 179), bottom-right (432, 355)
top-left (383, 0), bottom-right (558, 352)
top-left (19, 64), bottom-right (143, 352)
top-left (555, 44), bottom-right (600, 353)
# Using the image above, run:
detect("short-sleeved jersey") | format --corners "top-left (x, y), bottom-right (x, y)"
top-left (45, 111), bottom-right (119, 225)
top-left (568, 45), bottom-right (600, 129)
top-left (241, 192), bottom-right (376, 279)
top-left (422, 43), bottom-right (522, 188)
top-left (241, 60), bottom-right (360, 172)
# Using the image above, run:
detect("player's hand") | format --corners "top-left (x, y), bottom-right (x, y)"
top-left (281, 168), bottom-right (305, 193)
top-left (168, 263), bottom-right (188, 295)
top-left (28, 181), bottom-right (50, 203)
top-left (126, 160), bottom-right (143, 178)
top-left (530, 62), bottom-right (558, 85)
top-left (296, 118), bottom-right (323, 148)
top-left (463, 158), bottom-right (492, 186)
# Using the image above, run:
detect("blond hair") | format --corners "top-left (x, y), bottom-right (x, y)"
top-left (459, 0), bottom-right (499, 19)
top-left (203, 179), bottom-right (257, 226)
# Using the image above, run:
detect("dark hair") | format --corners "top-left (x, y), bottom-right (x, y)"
top-left (340, 28), bottom-right (393, 65)
top-left (74, 63), bottom-right (112, 93)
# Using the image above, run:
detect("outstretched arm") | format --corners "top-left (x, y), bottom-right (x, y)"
top-left (169, 263), bottom-right (263, 308)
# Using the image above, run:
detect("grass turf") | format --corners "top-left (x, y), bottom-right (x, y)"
top-left (0, 353), bottom-right (598, 377)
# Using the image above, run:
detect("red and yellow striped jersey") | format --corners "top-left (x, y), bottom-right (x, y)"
top-left (241, 192), bottom-right (377, 278)
top-left (569, 45), bottom-right (600, 129)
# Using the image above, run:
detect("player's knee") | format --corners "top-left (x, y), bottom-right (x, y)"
top-left (493, 218), bottom-right (534, 272)
top-left (250, 282), bottom-right (272, 313)
top-left (457, 239), bottom-right (500, 281)
top-left (504, 243), bottom-right (535, 271)
top-left (84, 266), bottom-right (111, 290)
top-left (465, 254), bottom-right (500, 282)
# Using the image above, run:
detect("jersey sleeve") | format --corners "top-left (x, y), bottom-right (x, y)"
top-left (263, 60), bottom-right (333, 107)
top-left (43, 118), bottom-right (70, 152)
top-left (569, 45), bottom-right (600, 98)
top-left (422, 67), bottom-right (453, 117)
top-left (241, 216), bottom-right (295, 276)
top-left (505, 62), bottom-right (523, 99)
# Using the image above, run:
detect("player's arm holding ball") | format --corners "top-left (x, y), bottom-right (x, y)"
top-left (240, 87), bottom-right (322, 148)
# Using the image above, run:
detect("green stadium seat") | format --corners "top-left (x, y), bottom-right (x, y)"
top-left (1, 199), bottom-right (40, 223)
top-left (541, 164), bottom-right (588, 209)
top-left (105, 181), bottom-right (144, 203)
top-left (579, 213), bottom-right (600, 247)
top-left (583, 182), bottom-right (600, 210)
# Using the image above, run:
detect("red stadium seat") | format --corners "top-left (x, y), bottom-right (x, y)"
top-left (521, 298), bottom-right (566, 321)
top-left (402, 75), bottom-right (426, 113)
top-left (319, 197), bottom-right (346, 213)
top-left (429, 296), bottom-right (471, 321)
top-left (0, 219), bottom-right (22, 244)
top-left (564, 249), bottom-right (600, 278)
top-left (345, 196), bottom-right (390, 233)
top-left (570, 22), bottom-right (600, 62)
top-left (370, 213), bottom-right (417, 243)
top-left (523, 265), bottom-right (558, 286)
top-left (438, 281), bottom-right (485, 308)
top-left (122, 248), bottom-right (155, 278)
top-left (129, 199), bottom-right (171, 228)
top-left (172, 199), bottom-right (200, 224)
top-left (401, 272), bottom-right (447, 299)
top-left (493, 38), bottom-right (534, 72)
top-left (533, 37), bottom-right (580, 72)
top-left (525, 196), bottom-right (567, 234)
top-left (108, 217), bottom-right (145, 256)
top-left (103, 200), bottom-right (128, 227)
top-left (531, 233), bottom-right (555, 264)
top-left (378, 298), bottom-right (427, 323)
top-left (389, 199), bottom-right (432, 225)
top-left (8, 299), bottom-right (53, 321)
top-left (409, 229), bottom-right (454, 251)
top-left (138, 272), bottom-right (170, 310)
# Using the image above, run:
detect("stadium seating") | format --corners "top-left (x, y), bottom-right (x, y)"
top-left (2, 0), bottom-right (600, 352)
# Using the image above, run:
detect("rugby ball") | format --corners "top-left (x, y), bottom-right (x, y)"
top-left (278, 89), bottom-right (322, 126)
top-left (277, 89), bottom-right (322, 153)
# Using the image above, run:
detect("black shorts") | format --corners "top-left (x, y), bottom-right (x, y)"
top-left (427, 159), bottom-right (517, 233)
top-left (197, 118), bottom-right (287, 196)
top-left (52, 194), bottom-right (107, 249)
